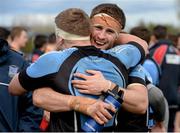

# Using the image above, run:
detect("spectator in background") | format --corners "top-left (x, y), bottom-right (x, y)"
top-left (0, 28), bottom-right (43, 131)
top-left (174, 33), bottom-right (180, 132)
top-left (44, 33), bottom-right (57, 53)
top-left (168, 34), bottom-right (180, 55)
top-left (149, 25), bottom-right (180, 132)
top-left (168, 34), bottom-right (177, 47)
top-left (0, 27), bottom-right (11, 43)
top-left (130, 26), bottom-right (151, 44)
top-left (176, 33), bottom-right (180, 52)
top-left (130, 26), bottom-right (169, 132)
top-left (31, 34), bottom-right (48, 62)
top-left (9, 26), bottom-right (28, 54)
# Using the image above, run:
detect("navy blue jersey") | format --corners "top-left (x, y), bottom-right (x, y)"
top-left (0, 41), bottom-right (43, 131)
top-left (150, 39), bottom-right (180, 106)
top-left (18, 43), bottom-right (146, 131)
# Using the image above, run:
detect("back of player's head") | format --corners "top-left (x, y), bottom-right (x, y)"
top-left (55, 8), bottom-right (91, 40)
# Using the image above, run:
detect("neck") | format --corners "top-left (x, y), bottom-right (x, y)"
top-left (64, 40), bottom-right (92, 49)
top-left (10, 41), bottom-right (20, 52)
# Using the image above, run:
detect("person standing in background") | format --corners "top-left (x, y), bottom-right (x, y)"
top-left (31, 34), bottom-right (48, 63)
top-left (9, 26), bottom-right (28, 54)
top-left (44, 33), bottom-right (57, 53)
top-left (149, 25), bottom-right (180, 132)
top-left (0, 27), bottom-right (43, 131)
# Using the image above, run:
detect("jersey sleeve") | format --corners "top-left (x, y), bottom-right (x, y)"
top-left (108, 42), bottom-right (145, 69)
top-left (128, 65), bottom-right (147, 86)
top-left (142, 59), bottom-right (160, 85)
top-left (18, 51), bottom-right (62, 91)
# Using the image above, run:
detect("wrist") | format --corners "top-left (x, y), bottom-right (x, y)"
top-left (111, 84), bottom-right (125, 104)
top-left (103, 80), bottom-right (116, 93)
top-left (68, 96), bottom-right (89, 114)
top-left (103, 80), bottom-right (111, 92)
top-left (68, 96), bottom-right (80, 111)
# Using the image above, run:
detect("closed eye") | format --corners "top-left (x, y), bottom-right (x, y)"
top-left (94, 25), bottom-right (103, 30)
top-left (106, 29), bottom-right (115, 34)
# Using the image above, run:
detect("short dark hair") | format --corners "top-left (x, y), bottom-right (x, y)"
top-left (55, 8), bottom-right (91, 36)
top-left (10, 26), bottom-right (27, 40)
top-left (130, 26), bottom-right (151, 43)
top-left (48, 33), bottom-right (56, 44)
top-left (0, 27), bottom-right (10, 40)
top-left (177, 33), bottom-right (180, 37)
top-left (168, 34), bottom-right (178, 47)
top-left (90, 3), bottom-right (126, 29)
top-left (153, 25), bottom-right (167, 40)
top-left (34, 34), bottom-right (48, 49)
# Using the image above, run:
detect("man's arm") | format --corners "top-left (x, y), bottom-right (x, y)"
top-left (174, 111), bottom-right (180, 132)
top-left (121, 83), bottom-right (148, 114)
top-left (33, 87), bottom-right (116, 125)
top-left (9, 73), bottom-right (27, 95)
top-left (9, 51), bottom-right (63, 95)
top-left (115, 33), bottom-right (149, 55)
top-left (9, 69), bottom-right (116, 125)
top-left (72, 69), bottom-right (148, 114)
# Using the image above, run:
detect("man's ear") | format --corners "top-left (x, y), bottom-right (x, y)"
top-left (56, 37), bottom-right (64, 50)
top-left (57, 37), bottom-right (63, 44)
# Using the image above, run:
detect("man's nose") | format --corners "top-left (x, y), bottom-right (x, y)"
top-left (97, 30), bottom-right (106, 40)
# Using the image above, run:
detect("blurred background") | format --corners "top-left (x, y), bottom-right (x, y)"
top-left (0, 0), bottom-right (180, 52)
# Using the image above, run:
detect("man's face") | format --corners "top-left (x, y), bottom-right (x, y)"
top-left (18, 30), bottom-right (28, 48)
top-left (91, 24), bottom-right (118, 50)
top-left (90, 14), bottom-right (122, 50)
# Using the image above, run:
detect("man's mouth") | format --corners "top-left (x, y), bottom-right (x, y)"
top-left (95, 40), bottom-right (105, 46)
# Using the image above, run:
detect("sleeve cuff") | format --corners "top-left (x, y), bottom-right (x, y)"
top-left (127, 41), bottom-right (146, 64)
top-left (18, 70), bottom-right (35, 91)
top-left (128, 76), bottom-right (146, 86)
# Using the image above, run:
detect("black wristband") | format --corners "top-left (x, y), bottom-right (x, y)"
top-left (117, 89), bottom-right (124, 104)
top-left (111, 84), bottom-right (124, 104)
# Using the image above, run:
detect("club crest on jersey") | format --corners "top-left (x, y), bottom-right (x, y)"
top-left (8, 65), bottom-right (19, 78)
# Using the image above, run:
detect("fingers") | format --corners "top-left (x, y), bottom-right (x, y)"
top-left (104, 103), bottom-right (116, 113)
top-left (72, 79), bottom-right (86, 85)
top-left (78, 89), bottom-right (91, 94)
top-left (73, 73), bottom-right (90, 80)
top-left (86, 70), bottom-right (101, 75)
top-left (94, 115), bottom-right (104, 125)
top-left (94, 102), bottom-right (114, 124)
top-left (96, 111), bottom-right (108, 123)
top-left (86, 100), bottom-right (116, 125)
top-left (100, 108), bottom-right (113, 120)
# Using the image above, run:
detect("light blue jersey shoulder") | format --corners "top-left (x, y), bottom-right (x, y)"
top-left (130, 64), bottom-right (153, 84)
top-left (142, 59), bottom-right (160, 85)
top-left (26, 48), bottom-right (77, 78)
top-left (106, 44), bottom-right (142, 69)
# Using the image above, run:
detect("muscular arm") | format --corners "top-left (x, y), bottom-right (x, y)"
top-left (121, 83), bottom-right (148, 114)
top-left (8, 73), bottom-right (27, 95)
top-left (72, 70), bottom-right (148, 114)
top-left (33, 88), bottom-right (73, 112)
top-left (174, 111), bottom-right (180, 132)
top-left (115, 33), bottom-right (149, 55)
top-left (33, 87), bottom-right (115, 125)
